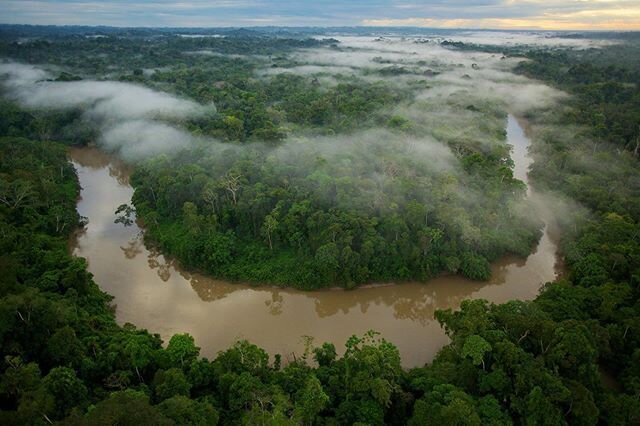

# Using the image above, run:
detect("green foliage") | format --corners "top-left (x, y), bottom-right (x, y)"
top-left (313, 342), bottom-right (337, 367)
top-left (131, 120), bottom-right (538, 288)
top-left (153, 368), bottom-right (192, 402)
top-left (165, 334), bottom-right (200, 368)
top-left (1, 28), bottom-right (640, 426)
top-left (462, 335), bottom-right (492, 367)
top-left (1, 27), bottom-right (541, 289)
top-left (68, 390), bottom-right (173, 425)
top-left (515, 47), bottom-right (640, 153)
top-left (294, 375), bottom-right (329, 425)
top-left (157, 395), bottom-right (219, 426)
top-left (409, 384), bottom-right (482, 425)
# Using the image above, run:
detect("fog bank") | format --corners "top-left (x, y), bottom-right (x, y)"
top-left (0, 62), bottom-right (214, 159)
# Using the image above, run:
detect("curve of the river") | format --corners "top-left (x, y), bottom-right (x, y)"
top-left (70, 115), bottom-right (562, 367)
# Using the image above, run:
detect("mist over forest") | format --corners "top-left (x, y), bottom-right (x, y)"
top-left (0, 32), bottom-right (572, 285)
top-left (1, 23), bottom-right (640, 425)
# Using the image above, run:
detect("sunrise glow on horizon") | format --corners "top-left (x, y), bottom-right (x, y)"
top-left (1, 0), bottom-right (638, 30)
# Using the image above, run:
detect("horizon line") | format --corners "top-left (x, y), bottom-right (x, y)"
top-left (1, 23), bottom-right (638, 33)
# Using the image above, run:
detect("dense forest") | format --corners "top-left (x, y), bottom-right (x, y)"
top-left (1, 28), bottom-right (542, 288)
top-left (0, 26), bottom-right (639, 424)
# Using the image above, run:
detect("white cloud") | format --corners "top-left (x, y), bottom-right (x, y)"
top-left (0, 62), bottom-right (215, 159)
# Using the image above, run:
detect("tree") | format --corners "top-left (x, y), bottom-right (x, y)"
top-left (460, 252), bottom-right (491, 281)
top-left (522, 386), bottom-right (565, 426)
top-left (40, 367), bottom-right (88, 420)
top-left (294, 375), bottom-right (329, 425)
top-left (409, 385), bottom-right (481, 426)
top-left (0, 357), bottom-right (41, 403)
top-left (313, 343), bottom-right (337, 367)
top-left (166, 333), bottom-right (200, 368)
top-left (462, 335), bottom-right (492, 370)
top-left (153, 368), bottom-right (192, 402)
top-left (46, 326), bottom-right (84, 368)
top-left (314, 243), bottom-right (340, 282)
top-left (262, 213), bottom-right (278, 250)
top-left (0, 178), bottom-right (34, 209)
top-left (223, 115), bottom-right (245, 141)
top-left (182, 202), bottom-right (202, 233)
top-left (222, 172), bottom-right (242, 206)
top-left (157, 395), bottom-right (219, 426)
top-left (122, 333), bottom-right (157, 383)
top-left (341, 331), bottom-right (402, 407)
top-left (73, 390), bottom-right (172, 426)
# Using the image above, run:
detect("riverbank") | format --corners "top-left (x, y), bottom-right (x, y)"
top-left (69, 115), bottom-right (561, 367)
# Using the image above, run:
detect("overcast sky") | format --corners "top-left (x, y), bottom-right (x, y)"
top-left (1, 0), bottom-right (639, 30)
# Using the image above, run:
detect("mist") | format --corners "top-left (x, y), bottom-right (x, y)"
top-left (1, 34), bottom-right (572, 164)
top-left (0, 62), bottom-right (215, 160)
top-left (263, 36), bottom-right (568, 114)
top-left (431, 31), bottom-right (618, 48)
top-left (287, 35), bottom-right (587, 237)
top-left (0, 33), bottom-right (585, 238)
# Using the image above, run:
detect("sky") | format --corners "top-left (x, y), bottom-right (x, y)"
top-left (1, 0), bottom-right (639, 30)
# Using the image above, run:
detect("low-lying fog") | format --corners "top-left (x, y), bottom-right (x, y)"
top-left (0, 62), bottom-right (215, 159)
top-left (0, 30), bottom-right (605, 229)
top-left (1, 31), bottom-right (598, 162)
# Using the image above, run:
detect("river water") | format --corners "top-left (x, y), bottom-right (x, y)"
top-left (70, 115), bottom-right (562, 367)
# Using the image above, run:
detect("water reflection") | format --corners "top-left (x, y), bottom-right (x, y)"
top-left (68, 116), bottom-right (562, 368)
top-left (121, 234), bottom-right (143, 260)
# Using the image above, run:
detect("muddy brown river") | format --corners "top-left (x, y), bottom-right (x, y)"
top-left (70, 115), bottom-right (562, 367)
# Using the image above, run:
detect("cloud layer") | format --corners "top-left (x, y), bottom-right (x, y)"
top-left (0, 62), bottom-right (214, 159)
top-left (1, 0), bottom-right (639, 30)
top-left (262, 35), bottom-right (567, 115)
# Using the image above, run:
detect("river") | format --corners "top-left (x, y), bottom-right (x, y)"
top-left (69, 114), bottom-right (562, 367)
